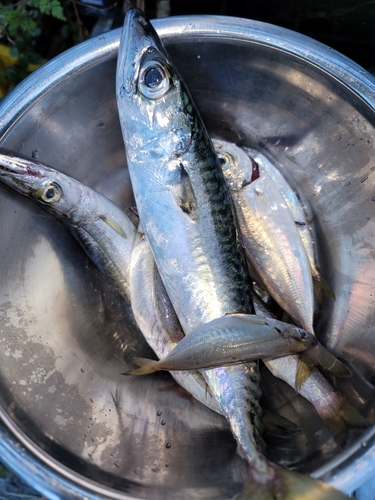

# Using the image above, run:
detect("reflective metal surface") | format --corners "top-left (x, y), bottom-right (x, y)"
top-left (0, 15), bottom-right (375, 499)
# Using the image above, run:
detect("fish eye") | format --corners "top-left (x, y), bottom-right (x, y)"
top-left (145, 66), bottom-right (163, 88)
top-left (297, 329), bottom-right (308, 340)
top-left (138, 60), bottom-right (170, 99)
top-left (217, 154), bottom-right (227, 166)
top-left (40, 182), bottom-right (62, 203)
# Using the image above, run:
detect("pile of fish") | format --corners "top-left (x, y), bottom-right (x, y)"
top-left (0, 7), bottom-right (369, 499)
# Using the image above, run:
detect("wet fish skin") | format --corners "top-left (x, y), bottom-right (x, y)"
top-left (252, 280), bottom-right (367, 442)
top-left (244, 146), bottom-right (335, 301)
top-left (116, 6), bottom-right (270, 481)
top-left (125, 314), bottom-right (316, 374)
top-left (116, 10), bottom-right (350, 498)
top-left (216, 139), bottom-right (350, 384)
top-left (215, 139), bottom-right (314, 333)
top-left (129, 226), bottom-right (223, 414)
top-left (0, 148), bottom-right (136, 302)
top-left (116, 10), bottom-right (254, 334)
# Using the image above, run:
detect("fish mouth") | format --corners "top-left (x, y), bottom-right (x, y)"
top-left (0, 148), bottom-right (46, 193)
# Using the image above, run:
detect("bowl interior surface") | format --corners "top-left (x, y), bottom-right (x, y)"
top-left (0, 17), bottom-right (375, 499)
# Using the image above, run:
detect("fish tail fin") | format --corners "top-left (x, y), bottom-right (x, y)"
top-left (121, 357), bottom-right (159, 376)
top-left (313, 274), bottom-right (336, 307)
top-left (338, 397), bottom-right (369, 429)
top-left (295, 342), bottom-right (351, 389)
top-left (317, 395), bottom-right (368, 446)
top-left (234, 463), bottom-right (350, 500)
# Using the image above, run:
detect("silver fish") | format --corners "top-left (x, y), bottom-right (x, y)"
top-left (126, 314), bottom-right (315, 374)
top-left (0, 149), bottom-right (222, 414)
top-left (215, 139), bottom-right (315, 333)
top-left (116, 9), bottom-right (349, 498)
top-left (215, 139), bottom-right (350, 385)
top-left (0, 148), bottom-right (136, 301)
top-left (129, 226), bottom-right (222, 413)
top-left (252, 291), bottom-right (367, 444)
top-left (244, 146), bottom-right (335, 301)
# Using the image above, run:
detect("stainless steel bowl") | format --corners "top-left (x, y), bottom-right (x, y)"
top-left (0, 15), bottom-right (375, 499)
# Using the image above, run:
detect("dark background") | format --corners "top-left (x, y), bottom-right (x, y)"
top-left (53, 0), bottom-right (375, 75)
top-left (125, 0), bottom-right (375, 74)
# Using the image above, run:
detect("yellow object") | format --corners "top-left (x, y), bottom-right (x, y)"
top-left (0, 44), bottom-right (44, 97)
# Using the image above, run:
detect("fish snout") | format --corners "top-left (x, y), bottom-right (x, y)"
top-left (0, 149), bottom-right (47, 194)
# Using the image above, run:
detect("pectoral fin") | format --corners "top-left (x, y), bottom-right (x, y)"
top-left (313, 275), bottom-right (336, 307)
top-left (99, 214), bottom-right (127, 238)
top-left (295, 343), bottom-right (351, 390)
top-left (300, 343), bottom-right (351, 377)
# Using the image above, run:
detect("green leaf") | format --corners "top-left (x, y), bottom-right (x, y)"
top-left (31, 0), bottom-right (66, 20)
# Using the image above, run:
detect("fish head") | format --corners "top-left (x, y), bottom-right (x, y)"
top-left (214, 139), bottom-right (260, 191)
top-left (116, 8), bottom-right (193, 167)
top-left (288, 326), bottom-right (317, 350)
top-left (0, 148), bottom-right (84, 220)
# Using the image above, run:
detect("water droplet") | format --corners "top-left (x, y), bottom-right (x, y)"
top-left (197, 55), bottom-right (201, 59)
top-left (237, 131), bottom-right (245, 141)
top-left (166, 442), bottom-right (171, 449)
top-left (344, 182), bottom-right (350, 186)
top-left (97, 122), bottom-right (106, 130)
top-left (156, 410), bottom-right (162, 416)
top-left (161, 420), bottom-right (166, 425)
top-left (165, 464), bottom-right (169, 468)
top-left (372, 196), bottom-right (375, 201)
top-left (361, 176), bottom-right (368, 183)
top-left (366, 217), bottom-right (370, 220)
top-left (119, 85), bottom-right (126, 98)
top-left (31, 149), bottom-right (41, 159)
top-left (114, 462), bottom-right (120, 468)
top-left (134, 468), bottom-right (139, 475)
top-left (89, 398), bottom-right (93, 403)
top-left (80, 368), bottom-right (85, 373)
top-left (152, 466), bottom-right (160, 472)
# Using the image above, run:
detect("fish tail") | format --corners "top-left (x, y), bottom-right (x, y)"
top-left (234, 462), bottom-right (350, 500)
top-left (121, 357), bottom-right (160, 376)
top-left (324, 398), bottom-right (369, 446)
top-left (295, 342), bottom-right (351, 389)
top-left (313, 274), bottom-right (336, 307)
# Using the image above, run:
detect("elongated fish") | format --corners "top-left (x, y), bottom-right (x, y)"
top-left (116, 9), bottom-right (349, 498)
top-left (252, 291), bottom-right (367, 444)
top-left (244, 146), bottom-right (335, 301)
top-left (129, 225), bottom-right (223, 413)
top-left (0, 149), bottom-right (223, 414)
top-left (215, 139), bottom-right (350, 386)
top-left (0, 148), bottom-right (312, 422)
top-left (125, 314), bottom-right (315, 374)
top-left (0, 148), bottom-right (136, 301)
top-left (129, 224), bottom-right (307, 437)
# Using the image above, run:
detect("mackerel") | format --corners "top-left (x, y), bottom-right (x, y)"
top-left (244, 146), bottom-right (335, 301)
top-left (116, 9), bottom-right (349, 498)
top-left (215, 139), bottom-right (350, 385)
